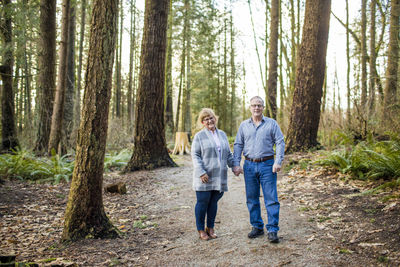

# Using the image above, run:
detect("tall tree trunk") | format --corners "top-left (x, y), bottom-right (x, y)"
top-left (0, 0), bottom-right (19, 152)
top-left (175, 70), bottom-right (183, 132)
top-left (346, 0), bottom-right (351, 125)
top-left (35, 0), bottom-right (56, 154)
top-left (63, 3), bottom-right (76, 152)
top-left (289, 0), bottom-right (296, 99)
top-left (242, 62), bottom-right (247, 121)
top-left (164, 0), bottom-right (174, 139)
top-left (285, 0), bottom-right (331, 153)
top-left (15, 62), bottom-right (22, 132)
top-left (360, 0), bottom-right (368, 111)
top-left (127, 0), bottom-right (137, 133)
top-left (73, 0), bottom-right (87, 140)
top-left (266, 0), bottom-right (279, 119)
top-left (278, 3), bottom-right (285, 125)
top-left (216, 39), bottom-right (221, 116)
top-left (230, 7), bottom-right (235, 136)
top-left (13, 63), bottom-right (21, 132)
top-left (22, 2), bottom-right (32, 131)
top-left (178, 0), bottom-right (188, 133)
top-left (115, 0), bottom-right (123, 118)
top-left (62, 0), bottom-right (119, 242)
top-left (383, 0), bottom-right (400, 125)
top-left (125, 0), bottom-right (176, 171)
top-left (48, 0), bottom-right (70, 155)
top-left (222, 13), bottom-right (227, 131)
top-left (265, 0), bottom-right (269, 102)
top-left (368, 0), bottom-right (376, 117)
top-left (184, 2), bottom-right (191, 136)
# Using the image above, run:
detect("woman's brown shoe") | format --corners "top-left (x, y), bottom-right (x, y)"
top-left (206, 227), bottom-right (217, 239)
top-left (198, 230), bottom-right (210, 241)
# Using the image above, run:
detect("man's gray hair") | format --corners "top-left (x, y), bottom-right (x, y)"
top-left (250, 96), bottom-right (264, 106)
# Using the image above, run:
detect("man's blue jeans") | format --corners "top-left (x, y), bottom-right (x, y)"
top-left (195, 190), bottom-right (224, 231)
top-left (243, 159), bottom-right (280, 233)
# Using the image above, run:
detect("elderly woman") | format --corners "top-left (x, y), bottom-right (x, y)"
top-left (191, 108), bottom-right (234, 241)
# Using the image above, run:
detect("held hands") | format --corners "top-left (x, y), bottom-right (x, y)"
top-left (232, 166), bottom-right (243, 176)
top-left (200, 173), bottom-right (209, 183)
top-left (272, 163), bottom-right (281, 173)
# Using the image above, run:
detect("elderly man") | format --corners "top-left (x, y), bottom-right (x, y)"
top-left (233, 96), bottom-right (285, 243)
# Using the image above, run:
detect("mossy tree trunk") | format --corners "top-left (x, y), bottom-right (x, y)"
top-left (62, 0), bottom-right (119, 242)
top-left (125, 0), bottom-right (176, 171)
top-left (285, 0), bottom-right (331, 154)
top-left (0, 0), bottom-right (19, 152)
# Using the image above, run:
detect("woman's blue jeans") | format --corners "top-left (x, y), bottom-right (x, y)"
top-left (243, 159), bottom-right (280, 233)
top-left (195, 190), bottom-right (224, 231)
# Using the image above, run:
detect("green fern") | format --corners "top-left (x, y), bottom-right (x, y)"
top-left (0, 149), bottom-right (73, 184)
top-left (316, 149), bottom-right (352, 173)
top-left (317, 134), bottom-right (400, 182)
top-left (104, 149), bottom-right (131, 171)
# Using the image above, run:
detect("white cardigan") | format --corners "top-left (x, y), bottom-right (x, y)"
top-left (191, 128), bottom-right (234, 192)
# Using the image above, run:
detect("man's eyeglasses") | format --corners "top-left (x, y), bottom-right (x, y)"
top-left (203, 117), bottom-right (215, 122)
top-left (250, 104), bottom-right (263, 108)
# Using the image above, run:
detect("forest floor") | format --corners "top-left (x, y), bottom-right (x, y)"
top-left (0, 152), bottom-right (399, 266)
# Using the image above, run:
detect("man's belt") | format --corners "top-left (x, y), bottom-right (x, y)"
top-left (245, 155), bottom-right (274, 162)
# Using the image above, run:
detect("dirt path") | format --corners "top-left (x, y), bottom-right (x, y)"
top-left (143, 155), bottom-right (340, 266)
top-left (1, 154), bottom-right (399, 266)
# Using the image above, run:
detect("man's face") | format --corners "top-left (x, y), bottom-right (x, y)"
top-left (249, 99), bottom-right (264, 117)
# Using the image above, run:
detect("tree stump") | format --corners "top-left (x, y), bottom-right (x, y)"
top-left (172, 132), bottom-right (191, 155)
top-left (105, 182), bottom-right (127, 194)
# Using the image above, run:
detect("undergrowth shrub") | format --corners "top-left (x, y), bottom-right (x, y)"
top-left (317, 133), bottom-right (400, 182)
top-left (0, 149), bottom-right (73, 184)
top-left (104, 149), bottom-right (131, 171)
top-left (0, 149), bottom-right (131, 184)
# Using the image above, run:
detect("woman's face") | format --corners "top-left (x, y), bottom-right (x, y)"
top-left (201, 115), bottom-right (216, 131)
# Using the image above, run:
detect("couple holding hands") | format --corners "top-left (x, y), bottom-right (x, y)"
top-left (191, 96), bottom-right (285, 243)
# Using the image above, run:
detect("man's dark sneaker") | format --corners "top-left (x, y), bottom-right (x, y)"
top-left (268, 232), bottom-right (279, 243)
top-left (248, 227), bottom-right (264, 239)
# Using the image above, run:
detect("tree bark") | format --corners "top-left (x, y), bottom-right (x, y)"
top-left (48, 0), bottom-right (70, 155)
top-left (127, 0), bottom-right (137, 133)
top-left (62, 0), bottom-right (119, 241)
top-left (383, 0), bottom-right (400, 124)
top-left (178, 0), bottom-right (188, 133)
top-left (0, 0), bottom-right (19, 152)
top-left (289, 0), bottom-right (296, 100)
top-left (73, 0), bottom-right (87, 142)
top-left (345, 0), bottom-right (351, 125)
top-left (360, 0), bottom-right (368, 111)
top-left (266, 0), bottom-right (279, 119)
top-left (164, 0), bottom-right (174, 139)
top-left (285, 0), bottom-right (331, 153)
top-left (115, 0), bottom-right (123, 118)
top-left (222, 12), bottom-right (227, 132)
top-left (63, 3), bottom-right (76, 152)
top-left (368, 0), bottom-right (376, 116)
top-left (184, 3), bottom-right (192, 137)
top-left (125, 0), bottom-right (176, 171)
top-left (230, 7), bottom-right (235, 136)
